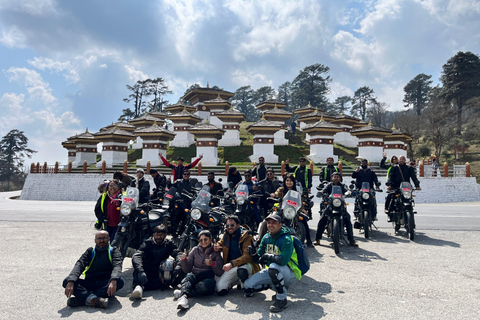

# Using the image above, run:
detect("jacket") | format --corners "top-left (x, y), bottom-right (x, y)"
top-left (161, 156), bottom-right (201, 181)
top-left (351, 167), bottom-right (379, 189)
top-left (153, 173), bottom-right (167, 190)
top-left (218, 227), bottom-right (260, 274)
top-left (66, 246), bottom-right (123, 282)
top-left (132, 238), bottom-right (181, 276)
top-left (387, 164), bottom-right (420, 189)
top-left (181, 244), bottom-right (224, 277)
top-left (285, 164), bottom-right (312, 189)
top-left (131, 178), bottom-right (150, 204)
top-left (257, 226), bottom-right (301, 280)
top-left (320, 165), bottom-right (341, 182)
top-left (259, 178), bottom-right (282, 196)
top-left (252, 164), bottom-right (271, 181)
top-left (323, 182), bottom-right (349, 195)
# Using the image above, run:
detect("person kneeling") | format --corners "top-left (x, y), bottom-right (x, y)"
top-left (174, 230), bottom-right (224, 310)
top-left (214, 215), bottom-right (261, 296)
top-left (244, 213), bottom-right (302, 313)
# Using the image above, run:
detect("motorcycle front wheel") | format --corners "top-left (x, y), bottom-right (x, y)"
top-left (406, 210), bottom-right (415, 241)
top-left (363, 210), bottom-right (370, 239)
top-left (294, 220), bottom-right (306, 244)
top-left (332, 219), bottom-right (340, 254)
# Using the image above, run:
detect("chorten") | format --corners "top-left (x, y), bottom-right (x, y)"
top-left (70, 128), bottom-right (100, 166)
top-left (61, 134), bottom-right (77, 164)
top-left (164, 99), bottom-right (196, 115)
top-left (262, 104), bottom-right (292, 146)
top-left (129, 113), bottom-right (163, 149)
top-left (101, 121), bottom-right (136, 132)
top-left (246, 116), bottom-right (282, 163)
top-left (188, 119), bottom-right (226, 166)
top-left (168, 108), bottom-right (202, 147)
top-left (93, 127), bottom-right (135, 167)
top-left (294, 102), bottom-right (320, 128)
top-left (303, 117), bottom-right (343, 163)
top-left (203, 94), bottom-right (232, 127)
top-left (383, 124), bottom-right (412, 160)
top-left (350, 121), bottom-right (392, 163)
top-left (255, 96), bottom-right (287, 112)
top-left (134, 121), bottom-right (176, 166)
top-left (216, 106), bottom-right (245, 146)
top-left (298, 107), bottom-right (335, 141)
top-left (330, 112), bottom-right (361, 148)
top-left (182, 84), bottom-right (234, 122)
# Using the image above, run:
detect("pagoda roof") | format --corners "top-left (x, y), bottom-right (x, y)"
top-left (188, 121), bottom-right (225, 139)
top-left (61, 140), bottom-right (76, 149)
top-left (148, 111), bottom-right (168, 119)
top-left (102, 121), bottom-right (136, 132)
top-left (350, 123), bottom-right (392, 137)
top-left (128, 113), bottom-right (160, 127)
top-left (134, 123), bottom-right (176, 139)
top-left (169, 110), bottom-right (202, 125)
top-left (294, 102), bottom-right (322, 115)
top-left (93, 127), bottom-right (135, 141)
top-left (246, 119), bottom-right (282, 135)
top-left (182, 86), bottom-right (234, 104)
top-left (298, 110), bottom-right (335, 122)
top-left (70, 129), bottom-right (99, 144)
top-left (385, 125), bottom-right (413, 142)
top-left (303, 119), bottom-right (343, 131)
top-left (256, 98), bottom-right (287, 111)
top-left (216, 108), bottom-right (246, 122)
top-left (164, 100), bottom-right (196, 114)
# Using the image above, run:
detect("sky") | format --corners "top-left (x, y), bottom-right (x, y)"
top-left (0, 0), bottom-right (479, 166)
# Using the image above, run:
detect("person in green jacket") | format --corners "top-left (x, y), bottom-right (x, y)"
top-left (244, 212), bottom-right (301, 313)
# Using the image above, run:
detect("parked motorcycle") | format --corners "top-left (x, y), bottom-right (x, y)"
top-left (352, 181), bottom-right (382, 238)
top-left (388, 182), bottom-right (417, 241)
top-left (235, 184), bottom-right (262, 231)
top-left (324, 185), bottom-right (350, 254)
top-left (112, 187), bottom-right (151, 258)
top-left (148, 186), bottom-right (178, 235)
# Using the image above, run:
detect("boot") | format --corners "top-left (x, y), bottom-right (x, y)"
top-left (177, 295), bottom-right (189, 310)
top-left (270, 298), bottom-right (288, 312)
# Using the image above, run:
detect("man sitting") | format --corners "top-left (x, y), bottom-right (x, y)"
top-left (214, 215), bottom-right (260, 296)
top-left (62, 230), bottom-right (124, 308)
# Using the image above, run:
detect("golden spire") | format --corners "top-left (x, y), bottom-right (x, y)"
top-left (368, 119), bottom-right (373, 125)
top-left (308, 101), bottom-right (311, 106)
top-left (85, 127), bottom-right (89, 133)
top-left (274, 103), bottom-right (278, 109)
top-left (341, 110), bottom-right (344, 115)
top-left (217, 94), bottom-right (221, 98)
top-left (270, 95), bottom-right (273, 100)
top-left (183, 105), bottom-right (187, 112)
top-left (207, 82), bottom-right (210, 88)
top-left (153, 120), bottom-right (158, 127)
top-left (320, 115), bottom-right (324, 122)
top-left (392, 123), bottom-right (396, 130)
top-left (230, 104), bottom-right (233, 110)
top-left (261, 113), bottom-right (266, 121)
top-left (315, 106), bottom-right (318, 113)
top-left (205, 117), bottom-right (210, 124)
top-left (111, 121), bottom-right (114, 125)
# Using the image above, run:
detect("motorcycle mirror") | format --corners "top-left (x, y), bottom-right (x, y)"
top-left (218, 178), bottom-right (222, 182)
top-left (349, 184), bottom-right (355, 190)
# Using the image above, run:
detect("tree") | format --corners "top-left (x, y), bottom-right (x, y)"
top-left (403, 73), bottom-right (432, 116)
top-left (440, 51), bottom-right (480, 134)
top-left (290, 63), bottom-right (331, 110)
top-left (0, 129), bottom-right (36, 191)
top-left (277, 82), bottom-right (292, 110)
top-left (333, 96), bottom-right (352, 114)
top-left (231, 86), bottom-right (259, 121)
top-left (123, 79), bottom-right (150, 118)
top-left (367, 101), bottom-right (388, 127)
top-left (147, 77), bottom-right (172, 112)
top-left (253, 86), bottom-right (276, 105)
top-left (118, 108), bottom-right (135, 122)
top-left (351, 86), bottom-right (377, 120)
top-left (423, 86), bottom-right (457, 161)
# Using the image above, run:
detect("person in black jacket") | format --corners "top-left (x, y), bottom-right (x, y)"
top-left (252, 156), bottom-right (271, 182)
top-left (258, 168), bottom-right (282, 214)
top-left (131, 225), bottom-right (184, 299)
top-left (131, 169), bottom-right (150, 204)
top-left (204, 171), bottom-right (224, 206)
top-left (285, 157), bottom-right (312, 193)
top-left (352, 159), bottom-right (381, 220)
top-left (320, 157), bottom-right (341, 183)
top-left (227, 166), bottom-right (242, 189)
top-left (63, 230), bottom-right (124, 308)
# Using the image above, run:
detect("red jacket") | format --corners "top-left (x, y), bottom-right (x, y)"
top-left (161, 156), bottom-right (201, 181)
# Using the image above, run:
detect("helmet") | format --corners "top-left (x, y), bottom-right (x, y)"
top-left (159, 258), bottom-right (176, 284)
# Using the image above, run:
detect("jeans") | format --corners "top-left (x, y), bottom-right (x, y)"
top-left (215, 263), bottom-right (253, 292)
top-left (315, 210), bottom-right (354, 242)
top-left (62, 277), bottom-right (124, 304)
top-left (244, 263), bottom-right (298, 301)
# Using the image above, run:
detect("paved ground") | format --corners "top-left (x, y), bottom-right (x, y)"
top-left (0, 191), bottom-right (479, 319)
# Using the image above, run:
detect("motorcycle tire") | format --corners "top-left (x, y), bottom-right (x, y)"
top-left (332, 219), bottom-right (340, 254)
top-left (363, 210), bottom-right (370, 239)
top-left (294, 220), bottom-right (306, 244)
top-left (406, 210), bottom-right (415, 241)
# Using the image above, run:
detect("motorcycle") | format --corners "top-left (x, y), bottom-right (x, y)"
top-left (148, 186), bottom-right (178, 235)
top-left (112, 187), bottom-right (151, 258)
top-left (324, 185), bottom-right (350, 254)
top-left (235, 184), bottom-right (262, 231)
top-left (388, 181), bottom-right (417, 241)
top-left (177, 186), bottom-right (226, 252)
top-left (352, 181), bottom-right (382, 238)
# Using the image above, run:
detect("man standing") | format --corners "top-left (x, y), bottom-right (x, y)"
top-left (320, 157), bottom-right (341, 183)
top-left (214, 215), bottom-right (260, 296)
top-left (244, 212), bottom-right (301, 313)
top-left (62, 230), bottom-right (124, 308)
top-left (258, 168), bottom-right (282, 213)
top-left (352, 159), bottom-right (381, 220)
top-left (159, 151), bottom-right (203, 181)
top-left (150, 169), bottom-right (167, 197)
top-left (252, 156), bottom-right (271, 182)
top-left (237, 170), bottom-right (261, 223)
top-left (285, 157), bottom-right (312, 193)
top-left (204, 171), bottom-right (224, 206)
top-left (131, 225), bottom-right (184, 299)
top-left (131, 169), bottom-right (150, 204)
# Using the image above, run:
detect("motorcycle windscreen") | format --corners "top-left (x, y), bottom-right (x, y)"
top-left (164, 187), bottom-right (177, 200)
top-left (361, 182), bottom-right (371, 192)
top-left (330, 185), bottom-right (344, 198)
top-left (295, 181), bottom-right (303, 194)
top-left (191, 187), bottom-right (211, 212)
top-left (399, 181), bottom-right (413, 192)
top-left (282, 190), bottom-right (302, 213)
top-left (123, 187), bottom-right (140, 208)
top-left (235, 184), bottom-right (249, 199)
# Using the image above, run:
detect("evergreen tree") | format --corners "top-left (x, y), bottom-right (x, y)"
top-left (403, 73), bottom-right (432, 116)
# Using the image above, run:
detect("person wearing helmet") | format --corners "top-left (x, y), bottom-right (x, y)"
top-left (131, 225), bottom-right (184, 299)
top-left (131, 168), bottom-right (150, 204)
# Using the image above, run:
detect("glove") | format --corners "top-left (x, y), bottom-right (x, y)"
top-left (138, 272), bottom-right (148, 284)
top-left (247, 244), bottom-right (256, 255)
top-left (94, 221), bottom-right (101, 230)
top-left (259, 253), bottom-right (275, 264)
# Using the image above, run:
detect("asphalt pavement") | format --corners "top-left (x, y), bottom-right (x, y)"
top-left (0, 191), bottom-right (479, 320)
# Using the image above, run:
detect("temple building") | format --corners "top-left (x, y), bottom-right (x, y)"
top-left (294, 102), bottom-right (319, 129)
top-left (61, 135), bottom-right (77, 164)
top-left (93, 127), bottom-right (135, 167)
top-left (203, 95), bottom-right (232, 128)
top-left (129, 113), bottom-right (162, 149)
top-left (168, 108), bottom-right (202, 147)
top-left (134, 122), bottom-right (176, 167)
top-left (331, 112), bottom-right (361, 148)
top-left (216, 106), bottom-right (245, 146)
top-left (71, 129), bottom-right (100, 166)
top-left (262, 104), bottom-right (292, 146)
top-left (246, 115), bottom-right (281, 163)
top-left (383, 124), bottom-right (412, 160)
top-left (188, 119), bottom-right (225, 166)
top-left (303, 116), bottom-right (343, 163)
top-left (351, 121), bottom-right (392, 163)
top-left (182, 84), bottom-right (234, 122)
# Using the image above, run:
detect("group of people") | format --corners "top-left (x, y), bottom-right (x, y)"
top-left (65, 152), bottom-right (421, 312)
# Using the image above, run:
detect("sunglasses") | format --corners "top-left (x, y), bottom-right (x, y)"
top-left (226, 223), bottom-right (236, 228)
top-left (183, 173), bottom-right (190, 176)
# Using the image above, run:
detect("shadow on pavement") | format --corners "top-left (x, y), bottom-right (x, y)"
top-left (409, 232), bottom-right (460, 247)
top-left (57, 296), bottom-right (123, 317)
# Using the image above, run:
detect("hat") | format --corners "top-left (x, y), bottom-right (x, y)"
top-left (149, 169), bottom-right (158, 174)
top-left (136, 168), bottom-right (145, 174)
top-left (177, 156), bottom-right (184, 161)
top-left (265, 212), bottom-right (282, 223)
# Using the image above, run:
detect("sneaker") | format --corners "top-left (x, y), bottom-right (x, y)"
top-left (314, 240), bottom-right (321, 246)
top-left (349, 240), bottom-right (359, 247)
top-left (306, 241), bottom-right (314, 248)
top-left (177, 295), bottom-right (189, 310)
top-left (270, 298), bottom-right (288, 312)
top-left (244, 288), bottom-right (254, 297)
top-left (67, 297), bottom-right (82, 308)
top-left (173, 289), bottom-right (182, 299)
top-left (131, 285), bottom-right (143, 299)
top-left (91, 297), bottom-right (108, 309)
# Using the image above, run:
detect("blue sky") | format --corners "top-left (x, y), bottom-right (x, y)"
top-left (1, 0), bottom-right (479, 166)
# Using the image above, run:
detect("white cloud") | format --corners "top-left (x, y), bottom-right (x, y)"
top-left (328, 81), bottom-right (354, 100)
top-left (28, 57), bottom-right (80, 84)
top-left (4, 67), bottom-right (57, 106)
top-left (99, 64), bottom-right (108, 69)
top-left (231, 69), bottom-right (272, 88)
top-left (124, 65), bottom-right (149, 82)
top-left (0, 25), bottom-right (27, 48)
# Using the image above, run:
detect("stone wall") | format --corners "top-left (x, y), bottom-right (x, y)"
top-left (20, 173), bottom-right (480, 203)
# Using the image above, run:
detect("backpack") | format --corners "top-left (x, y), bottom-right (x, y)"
top-left (264, 233), bottom-right (310, 275)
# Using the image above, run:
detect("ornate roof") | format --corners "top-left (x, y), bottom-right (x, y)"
top-left (70, 128), bottom-right (100, 144)
top-left (93, 127), bottom-right (135, 142)
top-left (188, 121), bottom-right (226, 139)
top-left (164, 100), bottom-right (196, 114)
top-left (148, 111), bottom-right (168, 120)
top-left (134, 123), bottom-right (176, 139)
top-left (102, 121), bottom-right (136, 132)
top-left (182, 85), bottom-right (234, 105)
top-left (331, 113), bottom-right (361, 126)
top-left (246, 119), bottom-right (282, 135)
top-left (169, 109), bottom-right (203, 125)
top-left (385, 124), bottom-right (413, 142)
top-left (256, 98), bottom-right (287, 111)
top-left (303, 117), bottom-right (343, 134)
top-left (128, 113), bottom-right (161, 127)
top-left (350, 121), bottom-right (392, 137)
top-left (298, 109), bottom-right (335, 123)
top-left (216, 107), bottom-right (246, 122)
top-left (294, 102), bottom-right (322, 115)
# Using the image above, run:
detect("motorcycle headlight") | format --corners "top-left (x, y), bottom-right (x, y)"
top-left (283, 206), bottom-right (296, 220)
top-left (191, 208), bottom-right (202, 220)
top-left (237, 197), bottom-right (245, 205)
top-left (120, 204), bottom-right (132, 216)
top-left (332, 198), bottom-right (342, 207)
top-left (402, 192), bottom-right (412, 199)
top-left (362, 193), bottom-right (370, 200)
top-left (163, 199), bottom-right (170, 207)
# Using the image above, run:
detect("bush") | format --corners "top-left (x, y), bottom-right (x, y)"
top-left (417, 145), bottom-right (431, 157)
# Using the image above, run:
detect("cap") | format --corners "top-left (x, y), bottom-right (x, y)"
top-left (136, 168), bottom-right (145, 174)
top-left (177, 156), bottom-right (184, 161)
top-left (265, 212), bottom-right (282, 223)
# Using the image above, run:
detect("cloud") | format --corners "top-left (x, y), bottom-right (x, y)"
top-left (28, 57), bottom-right (80, 84)
top-left (0, 25), bottom-right (27, 48)
top-left (231, 69), bottom-right (273, 89)
top-left (4, 67), bottom-right (57, 106)
top-left (124, 65), bottom-right (149, 82)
